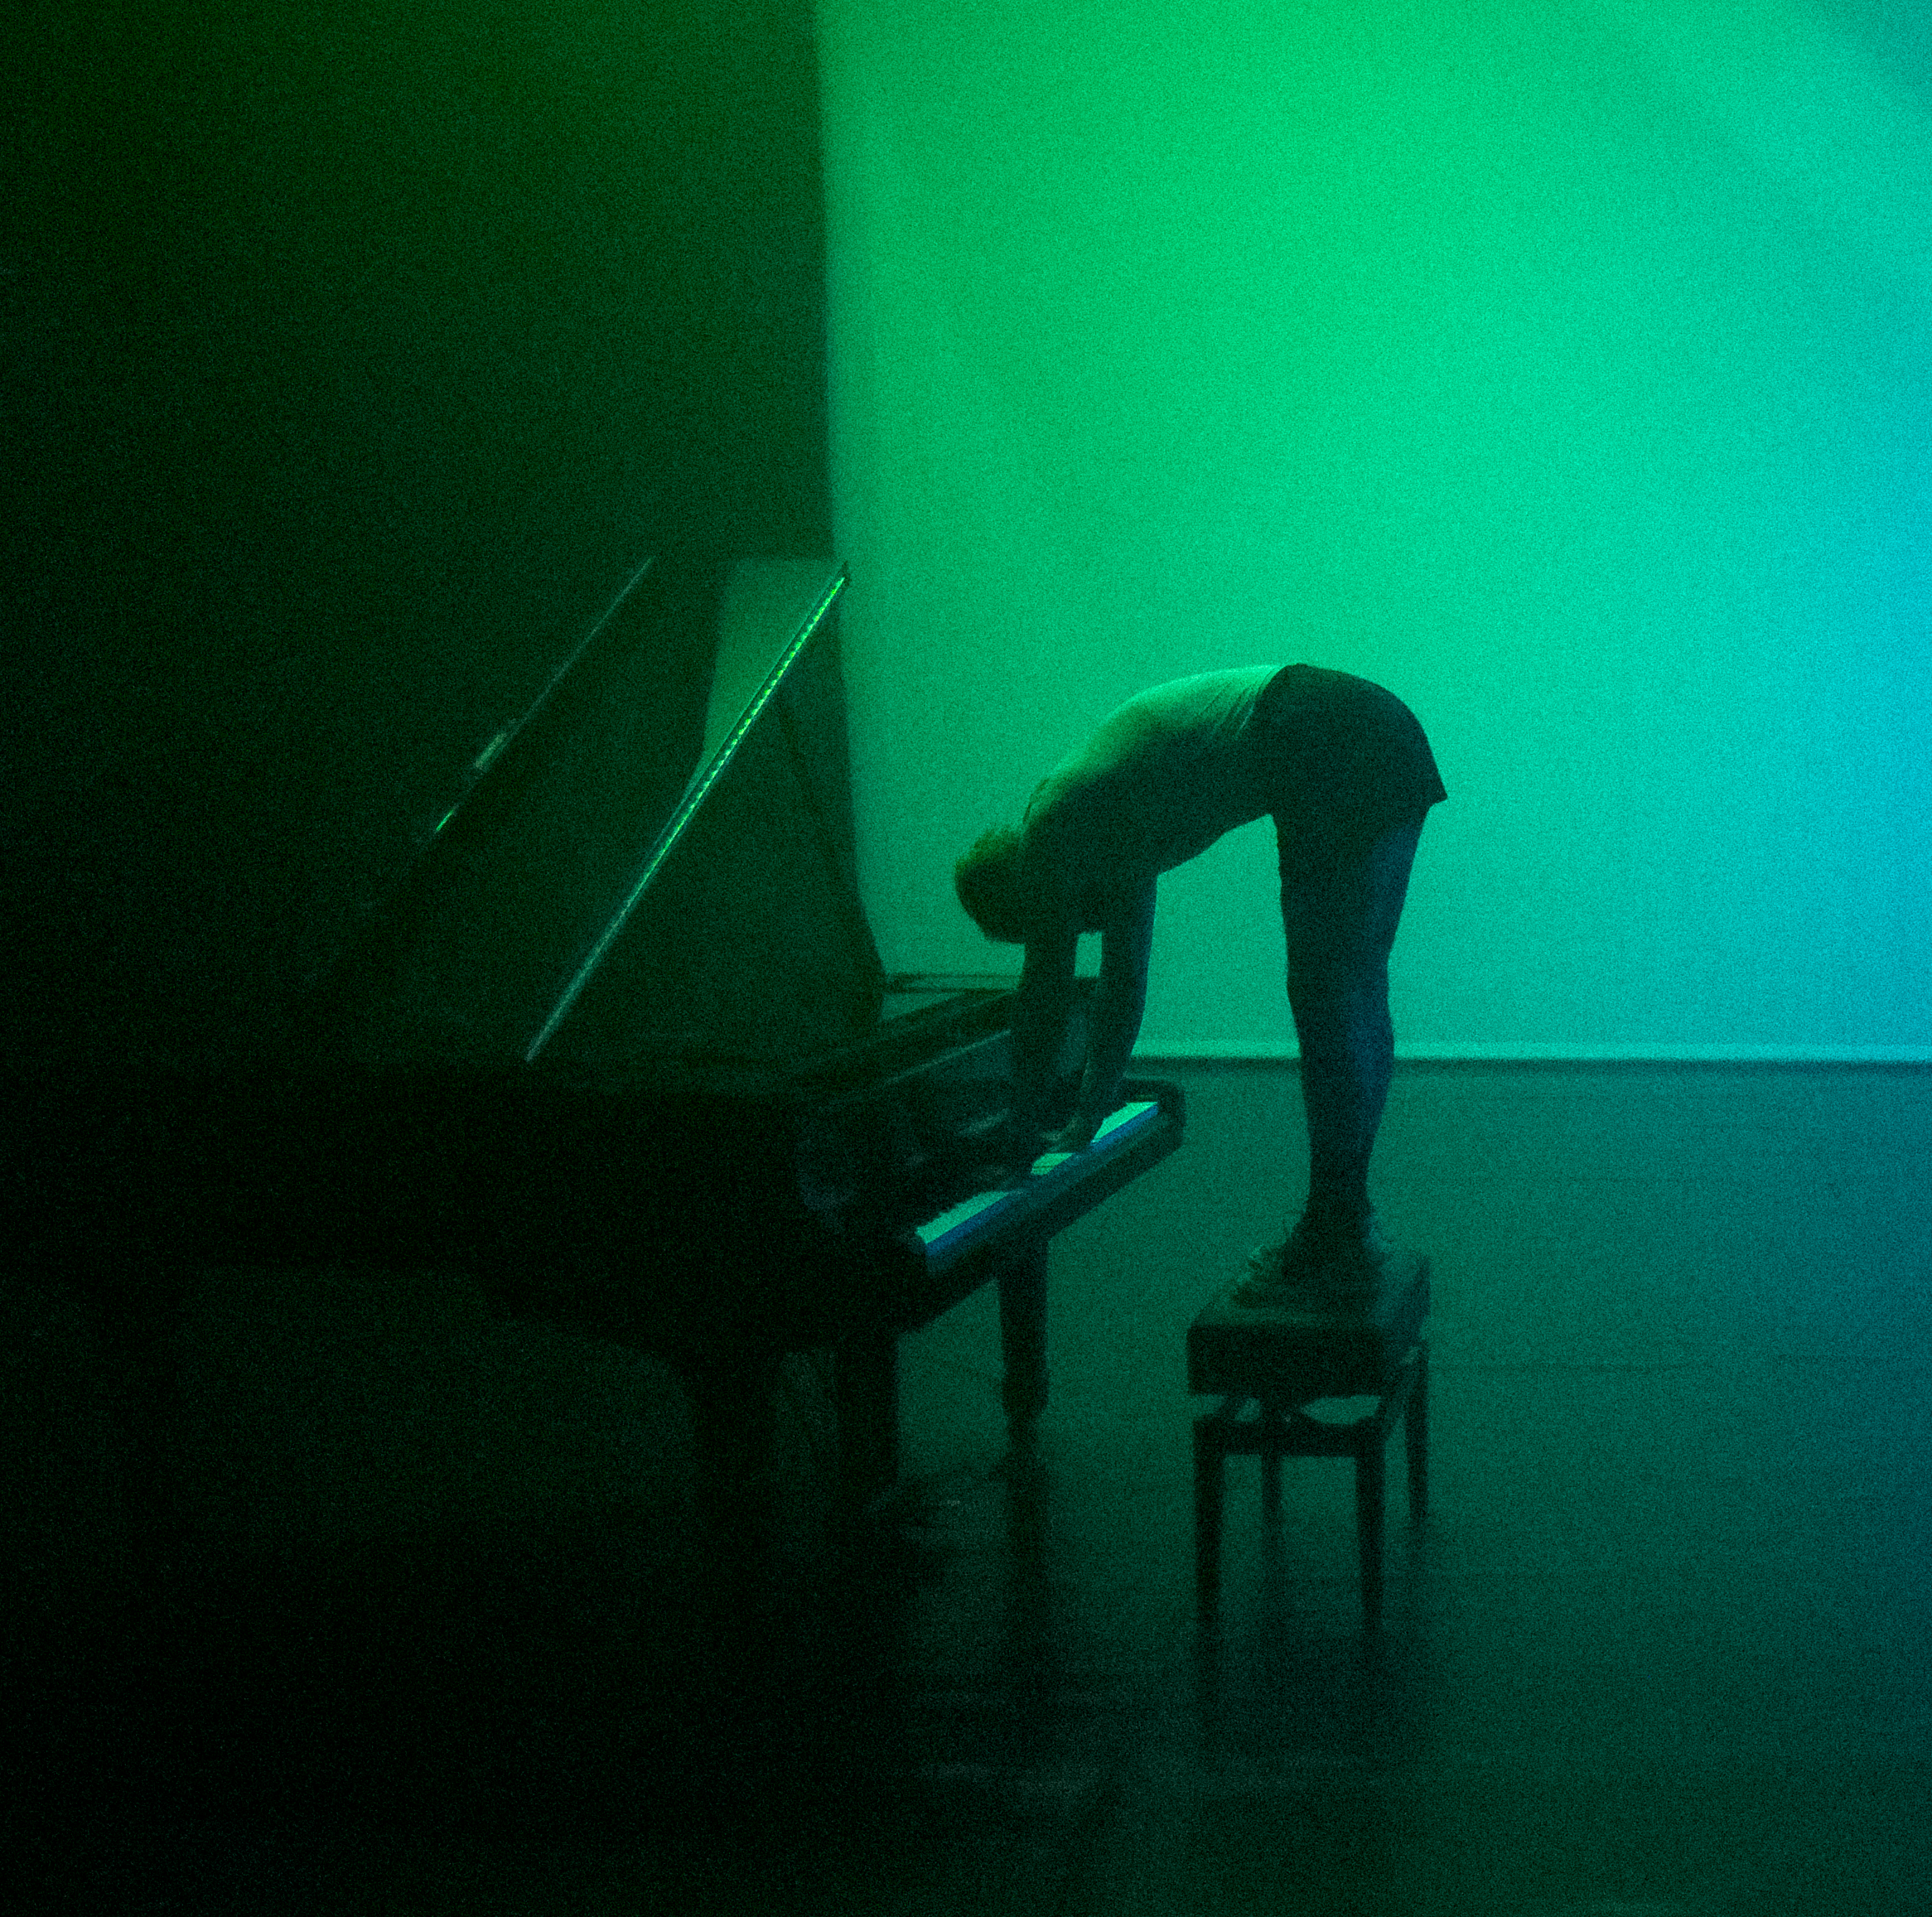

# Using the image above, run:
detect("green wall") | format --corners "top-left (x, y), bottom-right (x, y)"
top-left (821, 0), bottom-right (1932, 1057)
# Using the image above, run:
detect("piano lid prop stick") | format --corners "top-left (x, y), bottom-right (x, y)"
top-left (524, 567), bottom-right (846, 1063)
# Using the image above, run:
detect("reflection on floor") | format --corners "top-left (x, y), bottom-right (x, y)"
top-left (16, 1065), bottom-right (1932, 1914)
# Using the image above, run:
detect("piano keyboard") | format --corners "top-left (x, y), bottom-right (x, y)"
top-left (913, 1101), bottom-right (1162, 1270)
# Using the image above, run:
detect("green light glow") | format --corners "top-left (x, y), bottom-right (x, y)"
top-left (822, 0), bottom-right (1932, 1053)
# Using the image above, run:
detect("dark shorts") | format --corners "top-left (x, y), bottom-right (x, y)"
top-left (1253, 665), bottom-right (1447, 882)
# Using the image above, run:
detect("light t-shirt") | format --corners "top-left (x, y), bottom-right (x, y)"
top-left (1020, 666), bottom-right (1279, 931)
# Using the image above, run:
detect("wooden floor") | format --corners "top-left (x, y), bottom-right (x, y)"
top-left (17, 1064), bottom-right (1932, 1913)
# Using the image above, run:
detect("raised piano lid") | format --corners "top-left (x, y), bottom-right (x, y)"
top-left (526, 560), bottom-right (849, 1060)
top-left (331, 557), bottom-right (887, 1076)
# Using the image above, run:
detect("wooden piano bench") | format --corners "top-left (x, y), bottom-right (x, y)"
top-left (1186, 1250), bottom-right (1429, 1627)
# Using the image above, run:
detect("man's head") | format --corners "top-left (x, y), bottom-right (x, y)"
top-left (954, 824), bottom-right (1026, 943)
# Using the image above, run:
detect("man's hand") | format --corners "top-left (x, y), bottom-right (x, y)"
top-left (967, 1114), bottom-right (1049, 1189)
top-left (966, 1108), bottom-right (1108, 1191)
top-left (1041, 1113), bottom-right (1103, 1156)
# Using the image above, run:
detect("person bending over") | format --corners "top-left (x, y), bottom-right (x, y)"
top-left (954, 664), bottom-right (1444, 1299)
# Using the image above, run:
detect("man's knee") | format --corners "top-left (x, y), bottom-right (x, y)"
top-left (1287, 960), bottom-right (1389, 1015)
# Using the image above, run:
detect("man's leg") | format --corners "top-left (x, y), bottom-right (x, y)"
top-left (1275, 813), bottom-right (1424, 1258)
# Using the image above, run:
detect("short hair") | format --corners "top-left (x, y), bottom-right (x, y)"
top-left (954, 824), bottom-right (1027, 944)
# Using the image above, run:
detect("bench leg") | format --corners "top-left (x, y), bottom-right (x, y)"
top-left (1259, 1405), bottom-right (1284, 1522)
top-left (1193, 1412), bottom-right (1227, 1620)
top-left (1355, 1433), bottom-right (1385, 1625)
top-left (1406, 1344), bottom-right (1429, 1522)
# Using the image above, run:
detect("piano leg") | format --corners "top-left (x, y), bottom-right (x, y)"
top-left (681, 1347), bottom-right (783, 1558)
top-left (997, 1243), bottom-right (1049, 1426)
top-left (833, 1332), bottom-right (900, 1512)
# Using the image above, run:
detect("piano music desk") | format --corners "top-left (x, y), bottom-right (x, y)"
top-left (1187, 1251), bottom-right (1429, 1625)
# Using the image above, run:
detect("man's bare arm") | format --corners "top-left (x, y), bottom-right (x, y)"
top-left (1053, 881), bottom-right (1156, 1151)
top-left (1007, 920), bottom-right (1080, 1147)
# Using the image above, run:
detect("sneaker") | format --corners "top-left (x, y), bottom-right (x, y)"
top-left (1234, 1210), bottom-right (1390, 1309)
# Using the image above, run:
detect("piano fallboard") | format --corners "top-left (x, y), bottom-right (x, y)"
top-left (898, 1085), bottom-right (1183, 1329)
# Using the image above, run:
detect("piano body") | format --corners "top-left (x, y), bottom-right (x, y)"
top-left (8, 558), bottom-right (1184, 1517)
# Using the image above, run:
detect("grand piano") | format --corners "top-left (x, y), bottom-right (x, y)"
top-left (8, 558), bottom-right (1184, 1520)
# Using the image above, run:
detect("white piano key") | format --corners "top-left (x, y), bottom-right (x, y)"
top-left (914, 1101), bottom-right (1158, 1255)
top-left (914, 1184), bottom-right (1011, 1248)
